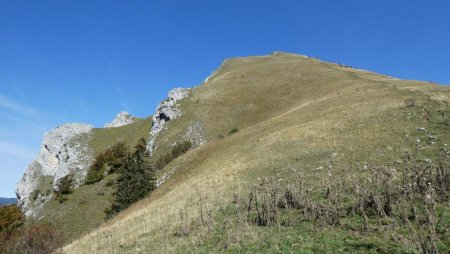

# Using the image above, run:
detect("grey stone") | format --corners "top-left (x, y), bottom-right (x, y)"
top-left (147, 88), bottom-right (190, 154)
top-left (16, 123), bottom-right (94, 216)
top-left (104, 111), bottom-right (136, 128)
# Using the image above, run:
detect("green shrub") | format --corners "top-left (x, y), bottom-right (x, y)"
top-left (0, 205), bottom-right (23, 231)
top-left (54, 174), bottom-right (74, 204)
top-left (229, 128), bottom-right (239, 134)
top-left (155, 141), bottom-right (192, 171)
top-left (86, 142), bottom-right (129, 184)
top-left (85, 170), bottom-right (104, 185)
top-left (171, 141), bottom-right (192, 158)
top-left (1, 222), bottom-right (64, 254)
top-left (56, 174), bottom-right (74, 195)
top-left (56, 195), bottom-right (69, 204)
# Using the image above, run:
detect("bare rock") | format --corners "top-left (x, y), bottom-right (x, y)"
top-left (16, 123), bottom-right (94, 216)
top-left (147, 88), bottom-right (190, 153)
top-left (104, 111), bottom-right (136, 128)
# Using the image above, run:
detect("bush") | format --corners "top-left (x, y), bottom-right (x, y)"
top-left (171, 141), bottom-right (192, 158)
top-left (229, 128), bottom-right (239, 134)
top-left (56, 195), bottom-right (69, 204)
top-left (0, 205), bottom-right (23, 231)
top-left (56, 174), bottom-right (74, 195)
top-left (54, 174), bottom-right (74, 204)
top-left (86, 142), bottom-right (129, 184)
top-left (155, 141), bottom-right (192, 171)
top-left (1, 222), bottom-right (64, 254)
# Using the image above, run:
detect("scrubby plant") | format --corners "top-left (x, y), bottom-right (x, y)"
top-left (56, 195), bottom-right (69, 204)
top-left (155, 140), bottom-right (192, 171)
top-left (53, 174), bottom-right (74, 204)
top-left (56, 174), bottom-right (74, 195)
top-left (0, 205), bottom-right (23, 231)
top-left (86, 142), bottom-right (129, 184)
top-left (228, 149), bottom-right (448, 252)
top-left (1, 222), bottom-right (64, 254)
top-left (173, 146), bottom-right (449, 253)
top-left (228, 128), bottom-right (239, 134)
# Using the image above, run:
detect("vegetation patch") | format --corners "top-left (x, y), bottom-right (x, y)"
top-left (85, 142), bottom-right (129, 184)
top-left (105, 138), bottom-right (157, 218)
top-left (1, 205), bottom-right (65, 254)
top-left (173, 148), bottom-right (449, 253)
top-left (228, 128), bottom-right (239, 134)
top-left (154, 140), bottom-right (192, 171)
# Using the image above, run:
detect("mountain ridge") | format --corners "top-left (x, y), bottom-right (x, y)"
top-left (12, 52), bottom-right (450, 252)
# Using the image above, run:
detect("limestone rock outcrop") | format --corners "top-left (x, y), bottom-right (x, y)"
top-left (104, 111), bottom-right (136, 128)
top-left (16, 123), bottom-right (94, 216)
top-left (147, 88), bottom-right (190, 153)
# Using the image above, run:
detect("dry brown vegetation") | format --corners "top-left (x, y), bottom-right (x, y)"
top-left (1, 205), bottom-right (65, 254)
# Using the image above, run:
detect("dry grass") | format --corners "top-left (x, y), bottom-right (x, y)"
top-left (63, 52), bottom-right (450, 253)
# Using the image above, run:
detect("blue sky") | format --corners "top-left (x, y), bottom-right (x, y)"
top-left (1, 0), bottom-right (449, 197)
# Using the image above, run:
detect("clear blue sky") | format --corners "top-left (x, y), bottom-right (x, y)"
top-left (1, 0), bottom-right (449, 197)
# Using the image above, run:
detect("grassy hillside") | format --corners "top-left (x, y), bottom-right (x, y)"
top-left (63, 52), bottom-right (449, 253)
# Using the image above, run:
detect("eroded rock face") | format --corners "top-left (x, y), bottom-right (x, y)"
top-left (147, 88), bottom-right (190, 154)
top-left (104, 111), bottom-right (136, 128)
top-left (16, 123), bottom-right (94, 216)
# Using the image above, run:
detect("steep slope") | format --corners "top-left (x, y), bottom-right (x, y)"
top-left (59, 52), bottom-right (448, 252)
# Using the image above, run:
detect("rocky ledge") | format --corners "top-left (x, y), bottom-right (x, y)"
top-left (104, 111), bottom-right (136, 128)
top-left (147, 88), bottom-right (190, 154)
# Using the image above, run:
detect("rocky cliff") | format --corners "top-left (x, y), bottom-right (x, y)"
top-left (16, 123), bottom-right (94, 216)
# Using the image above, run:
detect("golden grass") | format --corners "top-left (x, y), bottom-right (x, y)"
top-left (63, 52), bottom-right (450, 253)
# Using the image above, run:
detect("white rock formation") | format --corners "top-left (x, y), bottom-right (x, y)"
top-left (147, 88), bottom-right (190, 153)
top-left (16, 123), bottom-right (94, 216)
top-left (104, 111), bottom-right (136, 128)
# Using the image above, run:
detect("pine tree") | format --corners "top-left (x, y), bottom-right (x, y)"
top-left (106, 138), bottom-right (156, 218)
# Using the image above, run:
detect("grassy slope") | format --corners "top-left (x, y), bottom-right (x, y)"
top-left (64, 53), bottom-right (450, 253)
top-left (36, 118), bottom-right (152, 242)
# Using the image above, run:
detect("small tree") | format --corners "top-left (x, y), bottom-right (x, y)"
top-left (106, 138), bottom-right (156, 218)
